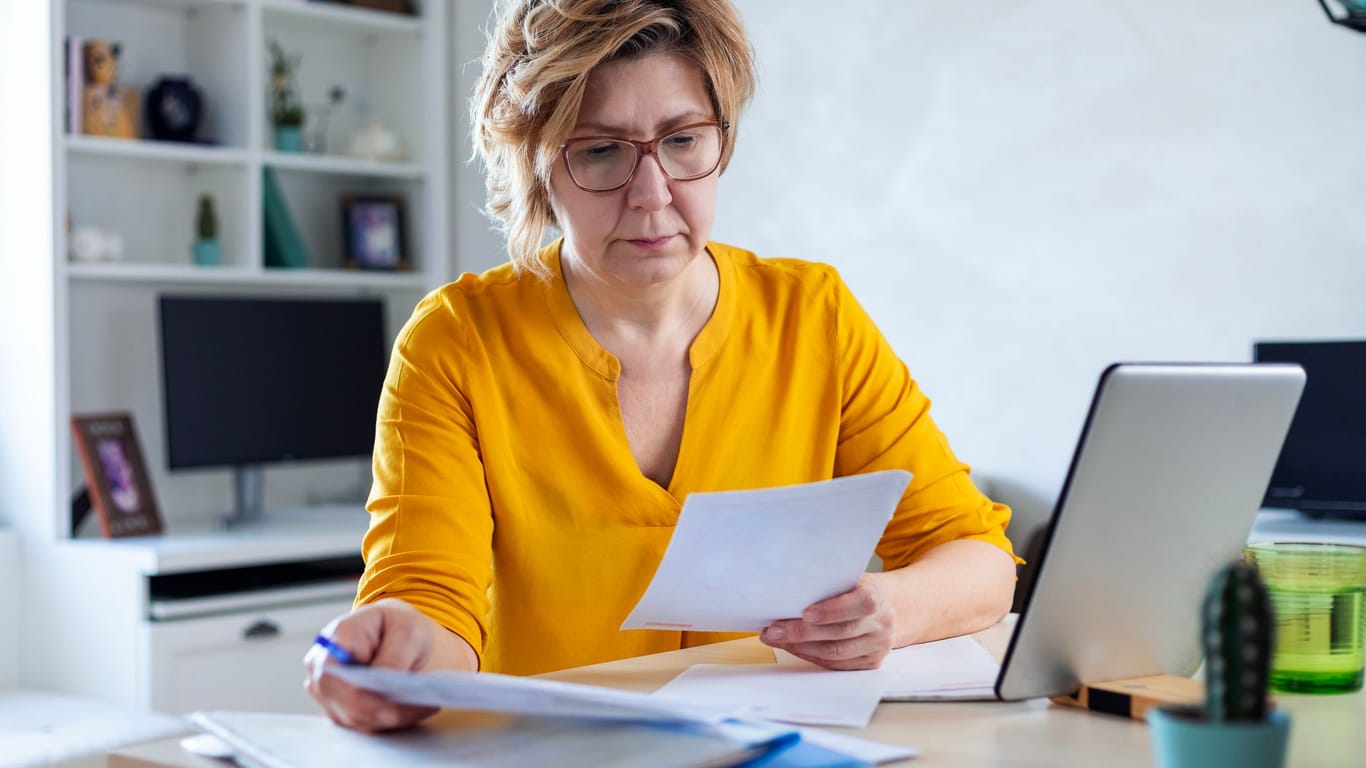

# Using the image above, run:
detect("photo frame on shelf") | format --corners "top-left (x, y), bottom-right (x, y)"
top-left (70, 412), bottom-right (163, 538)
top-left (341, 194), bottom-right (409, 270)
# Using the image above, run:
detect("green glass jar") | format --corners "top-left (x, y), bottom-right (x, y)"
top-left (1244, 542), bottom-right (1366, 693)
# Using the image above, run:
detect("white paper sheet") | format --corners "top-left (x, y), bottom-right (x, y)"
top-left (771, 635), bottom-right (1000, 701)
top-left (875, 635), bottom-right (1001, 700)
top-left (653, 662), bottom-right (885, 728)
top-left (621, 470), bottom-right (913, 632)
top-left (326, 664), bottom-right (740, 726)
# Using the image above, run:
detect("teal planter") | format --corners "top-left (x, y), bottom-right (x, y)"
top-left (274, 126), bottom-right (303, 153)
top-left (1149, 706), bottom-right (1290, 768)
top-left (193, 239), bottom-right (221, 266)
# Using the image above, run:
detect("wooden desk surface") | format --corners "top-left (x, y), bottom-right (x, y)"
top-left (110, 619), bottom-right (1366, 768)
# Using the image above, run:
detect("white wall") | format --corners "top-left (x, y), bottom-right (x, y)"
top-left (0, 0), bottom-right (58, 540)
top-left (720, 0), bottom-right (1366, 536)
top-left (0, 530), bottom-right (17, 687)
top-left (455, 0), bottom-right (1366, 538)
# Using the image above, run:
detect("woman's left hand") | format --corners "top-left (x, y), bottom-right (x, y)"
top-left (759, 573), bottom-right (897, 670)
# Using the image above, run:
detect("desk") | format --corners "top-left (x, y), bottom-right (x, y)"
top-left (109, 619), bottom-right (1365, 768)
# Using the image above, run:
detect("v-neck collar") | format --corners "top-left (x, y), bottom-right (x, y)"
top-left (540, 239), bottom-right (735, 381)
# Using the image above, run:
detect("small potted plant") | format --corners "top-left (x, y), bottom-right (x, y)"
top-left (268, 40), bottom-right (305, 152)
top-left (1148, 560), bottom-right (1291, 768)
top-left (193, 194), bottom-right (220, 266)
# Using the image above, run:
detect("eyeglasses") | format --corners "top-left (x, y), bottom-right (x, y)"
top-left (559, 120), bottom-right (728, 192)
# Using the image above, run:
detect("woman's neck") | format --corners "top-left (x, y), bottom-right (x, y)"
top-left (561, 248), bottom-right (719, 355)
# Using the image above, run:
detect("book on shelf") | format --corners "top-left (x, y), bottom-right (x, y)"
top-left (64, 36), bottom-right (82, 134)
top-left (262, 167), bottom-right (309, 268)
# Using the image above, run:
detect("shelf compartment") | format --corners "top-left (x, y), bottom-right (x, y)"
top-left (66, 152), bottom-right (248, 270)
top-left (66, 0), bottom-right (251, 148)
top-left (262, 8), bottom-right (428, 165)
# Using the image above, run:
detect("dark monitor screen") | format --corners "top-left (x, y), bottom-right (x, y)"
top-left (1253, 340), bottom-right (1366, 514)
top-left (159, 296), bottom-right (387, 470)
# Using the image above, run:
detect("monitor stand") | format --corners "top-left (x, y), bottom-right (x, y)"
top-left (220, 464), bottom-right (266, 530)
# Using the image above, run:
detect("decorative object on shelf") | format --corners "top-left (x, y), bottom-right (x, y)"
top-left (1147, 560), bottom-right (1290, 768)
top-left (346, 120), bottom-right (409, 162)
top-left (70, 412), bottom-right (163, 539)
top-left (268, 39), bottom-right (305, 152)
top-left (1317, 0), bottom-right (1366, 32)
top-left (68, 225), bottom-right (125, 263)
top-left (341, 194), bottom-right (408, 270)
top-left (262, 168), bottom-right (309, 268)
top-left (145, 75), bottom-right (204, 143)
top-left (193, 194), bottom-right (221, 266)
top-left (79, 40), bottom-right (139, 139)
top-left (305, 85), bottom-right (347, 154)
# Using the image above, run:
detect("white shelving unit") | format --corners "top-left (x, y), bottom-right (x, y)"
top-left (19, 0), bottom-right (453, 713)
top-left (56, 0), bottom-right (451, 536)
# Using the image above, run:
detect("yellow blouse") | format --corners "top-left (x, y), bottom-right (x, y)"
top-left (356, 240), bottom-right (1017, 675)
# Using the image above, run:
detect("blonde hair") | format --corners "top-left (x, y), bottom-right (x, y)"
top-left (471, 0), bottom-right (756, 277)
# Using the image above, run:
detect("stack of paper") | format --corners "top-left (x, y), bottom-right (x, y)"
top-left (873, 636), bottom-right (1001, 701)
top-left (190, 710), bottom-right (794, 768)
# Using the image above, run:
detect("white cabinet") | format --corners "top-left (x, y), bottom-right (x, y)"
top-left (32, 510), bottom-right (369, 712)
top-left (146, 597), bottom-right (351, 714)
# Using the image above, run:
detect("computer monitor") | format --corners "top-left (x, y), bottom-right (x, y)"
top-left (158, 295), bottom-right (387, 525)
top-left (1253, 340), bottom-right (1366, 518)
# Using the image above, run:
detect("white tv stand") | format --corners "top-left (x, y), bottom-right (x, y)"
top-left (33, 507), bottom-right (370, 714)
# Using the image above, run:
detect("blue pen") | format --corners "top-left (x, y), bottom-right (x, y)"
top-left (313, 633), bottom-right (358, 665)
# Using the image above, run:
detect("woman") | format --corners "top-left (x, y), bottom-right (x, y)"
top-left (306, 0), bottom-right (1019, 733)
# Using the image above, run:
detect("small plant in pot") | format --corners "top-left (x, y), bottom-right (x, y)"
top-left (192, 194), bottom-right (220, 266)
top-left (268, 39), bottom-right (305, 152)
top-left (1148, 560), bottom-right (1290, 768)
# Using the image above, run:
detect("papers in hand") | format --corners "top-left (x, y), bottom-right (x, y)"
top-left (621, 470), bottom-right (913, 633)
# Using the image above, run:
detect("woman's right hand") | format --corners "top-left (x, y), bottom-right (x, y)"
top-left (304, 598), bottom-right (443, 732)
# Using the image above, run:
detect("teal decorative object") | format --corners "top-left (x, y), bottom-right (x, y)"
top-left (193, 239), bottom-right (220, 266)
top-left (274, 126), bottom-right (303, 153)
top-left (1149, 707), bottom-right (1290, 768)
top-left (261, 168), bottom-right (308, 268)
top-left (1149, 561), bottom-right (1289, 768)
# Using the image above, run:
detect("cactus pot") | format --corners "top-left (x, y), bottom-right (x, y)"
top-left (1149, 706), bottom-right (1290, 768)
top-left (192, 239), bottom-right (221, 266)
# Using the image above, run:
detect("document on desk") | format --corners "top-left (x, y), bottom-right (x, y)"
top-left (189, 711), bottom-right (798, 768)
top-left (654, 662), bottom-right (885, 727)
top-left (325, 664), bottom-right (741, 725)
top-left (771, 635), bottom-right (1001, 701)
top-left (621, 470), bottom-right (913, 633)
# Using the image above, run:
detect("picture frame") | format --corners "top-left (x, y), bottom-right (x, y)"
top-left (341, 194), bottom-right (409, 271)
top-left (70, 412), bottom-right (163, 538)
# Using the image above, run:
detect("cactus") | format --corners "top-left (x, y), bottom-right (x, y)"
top-left (1202, 560), bottom-right (1273, 722)
top-left (196, 194), bottom-right (217, 241)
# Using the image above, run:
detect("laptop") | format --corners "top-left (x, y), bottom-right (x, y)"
top-left (987, 362), bottom-right (1305, 701)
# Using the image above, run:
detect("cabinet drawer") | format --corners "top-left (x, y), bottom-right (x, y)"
top-left (146, 598), bottom-right (351, 714)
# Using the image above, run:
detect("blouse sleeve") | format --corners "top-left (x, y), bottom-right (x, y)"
top-left (830, 274), bottom-right (1022, 571)
top-left (354, 292), bottom-right (495, 667)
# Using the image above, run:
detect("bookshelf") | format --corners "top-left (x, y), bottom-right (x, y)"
top-left (55, 0), bottom-right (451, 536)
top-left (0, 0), bottom-right (457, 714)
